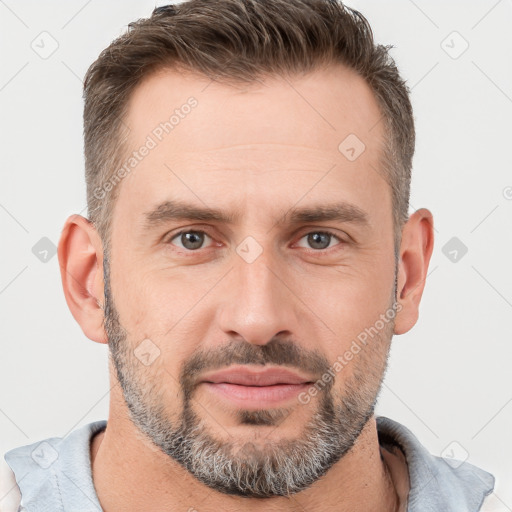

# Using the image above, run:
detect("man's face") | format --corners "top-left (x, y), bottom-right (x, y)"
top-left (104, 65), bottom-right (398, 496)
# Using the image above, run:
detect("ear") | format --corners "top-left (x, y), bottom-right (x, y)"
top-left (394, 208), bottom-right (435, 335)
top-left (58, 214), bottom-right (107, 344)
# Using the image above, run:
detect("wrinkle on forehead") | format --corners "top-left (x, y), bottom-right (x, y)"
top-left (124, 64), bottom-right (385, 158)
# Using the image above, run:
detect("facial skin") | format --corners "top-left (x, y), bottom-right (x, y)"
top-left (59, 64), bottom-right (434, 511)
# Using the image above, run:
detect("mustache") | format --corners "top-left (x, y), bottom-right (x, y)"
top-left (180, 337), bottom-right (332, 399)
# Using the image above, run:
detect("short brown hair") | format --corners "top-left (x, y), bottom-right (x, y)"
top-left (83, 0), bottom-right (414, 253)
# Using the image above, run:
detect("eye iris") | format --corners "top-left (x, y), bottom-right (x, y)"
top-left (308, 232), bottom-right (331, 250)
top-left (181, 232), bottom-right (204, 250)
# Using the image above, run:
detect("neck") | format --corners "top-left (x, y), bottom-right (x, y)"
top-left (91, 377), bottom-right (398, 512)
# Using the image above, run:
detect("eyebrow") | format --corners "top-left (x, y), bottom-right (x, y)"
top-left (143, 199), bottom-right (370, 229)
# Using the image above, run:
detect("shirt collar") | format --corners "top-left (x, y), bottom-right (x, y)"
top-left (376, 416), bottom-right (495, 510)
top-left (5, 420), bottom-right (107, 511)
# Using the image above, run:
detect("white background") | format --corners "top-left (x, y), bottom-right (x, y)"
top-left (1, 0), bottom-right (511, 506)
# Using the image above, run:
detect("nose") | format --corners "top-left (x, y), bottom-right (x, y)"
top-left (216, 248), bottom-right (299, 346)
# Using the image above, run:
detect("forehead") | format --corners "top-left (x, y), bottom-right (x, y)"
top-left (113, 64), bottom-right (390, 231)
top-left (125, 64), bottom-right (385, 155)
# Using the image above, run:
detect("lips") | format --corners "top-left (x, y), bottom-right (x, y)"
top-left (199, 366), bottom-right (315, 408)
top-left (200, 366), bottom-right (314, 386)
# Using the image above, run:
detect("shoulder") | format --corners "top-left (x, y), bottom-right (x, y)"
top-left (0, 421), bottom-right (107, 511)
top-left (376, 416), bottom-right (497, 510)
top-left (0, 455), bottom-right (21, 512)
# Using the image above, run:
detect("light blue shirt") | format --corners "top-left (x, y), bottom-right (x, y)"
top-left (3, 416), bottom-right (495, 511)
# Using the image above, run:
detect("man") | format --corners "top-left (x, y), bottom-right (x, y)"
top-left (1, 0), bottom-right (497, 510)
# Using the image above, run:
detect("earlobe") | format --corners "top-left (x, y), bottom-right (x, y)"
top-left (58, 214), bottom-right (107, 344)
top-left (393, 208), bottom-right (435, 335)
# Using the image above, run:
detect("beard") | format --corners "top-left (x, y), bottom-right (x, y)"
top-left (103, 254), bottom-right (397, 498)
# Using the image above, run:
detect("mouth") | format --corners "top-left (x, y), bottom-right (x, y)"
top-left (199, 365), bottom-right (315, 408)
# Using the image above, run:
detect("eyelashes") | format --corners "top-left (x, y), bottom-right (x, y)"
top-left (166, 229), bottom-right (346, 253)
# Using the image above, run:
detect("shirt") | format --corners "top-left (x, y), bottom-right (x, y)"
top-left (1, 416), bottom-right (496, 511)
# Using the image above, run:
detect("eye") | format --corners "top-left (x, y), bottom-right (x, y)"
top-left (168, 230), bottom-right (214, 251)
top-left (165, 229), bottom-right (345, 253)
top-left (295, 230), bottom-right (343, 251)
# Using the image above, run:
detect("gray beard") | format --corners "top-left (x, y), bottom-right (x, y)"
top-left (103, 255), bottom-right (393, 498)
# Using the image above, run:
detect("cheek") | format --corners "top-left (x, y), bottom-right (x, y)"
top-left (110, 263), bottom-right (213, 368)
top-left (309, 262), bottom-right (395, 358)
top-left (112, 269), bottom-right (158, 332)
